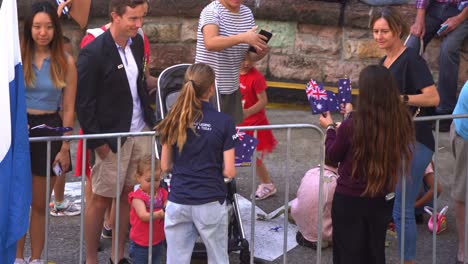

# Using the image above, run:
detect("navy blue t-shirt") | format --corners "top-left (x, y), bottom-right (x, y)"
top-left (168, 101), bottom-right (237, 205)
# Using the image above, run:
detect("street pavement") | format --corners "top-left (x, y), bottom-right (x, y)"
top-left (23, 107), bottom-right (460, 263)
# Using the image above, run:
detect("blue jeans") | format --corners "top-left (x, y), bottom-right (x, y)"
top-left (406, 2), bottom-right (468, 113)
top-left (128, 240), bottom-right (163, 264)
top-left (393, 142), bottom-right (433, 261)
top-left (164, 200), bottom-right (229, 264)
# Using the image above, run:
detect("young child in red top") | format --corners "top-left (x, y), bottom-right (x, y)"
top-left (128, 156), bottom-right (168, 264)
top-left (238, 53), bottom-right (278, 200)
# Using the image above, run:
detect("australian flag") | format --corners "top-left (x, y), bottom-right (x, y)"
top-left (234, 130), bottom-right (258, 167)
top-left (306, 79), bottom-right (340, 115)
top-left (338, 78), bottom-right (352, 104)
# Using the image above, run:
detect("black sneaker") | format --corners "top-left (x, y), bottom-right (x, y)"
top-left (101, 225), bottom-right (112, 239)
top-left (109, 258), bottom-right (132, 264)
top-left (295, 231), bottom-right (330, 249)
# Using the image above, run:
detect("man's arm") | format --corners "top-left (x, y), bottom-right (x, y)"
top-left (75, 47), bottom-right (107, 151)
top-left (410, 0), bottom-right (427, 38)
top-left (203, 24), bottom-right (267, 52)
top-left (439, 6), bottom-right (468, 36)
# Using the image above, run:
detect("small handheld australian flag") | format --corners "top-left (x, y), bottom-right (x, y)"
top-left (338, 78), bottom-right (352, 104)
top-left (234, 129), bottom-right (259, 167)
top-left (305, 79), bottom-right (340, 115)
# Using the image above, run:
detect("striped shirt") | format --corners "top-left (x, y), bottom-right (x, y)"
top-left (195, 1), bottom-right (255, 94)
top-left (416, 0), bottom-right (466, 9)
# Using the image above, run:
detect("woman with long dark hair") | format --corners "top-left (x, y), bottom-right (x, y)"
top-left (15, 2), bottom-right (77, 263)
top-left (320, 65), bottom-right (414, 264)
top-left (371, 7), bottom-right (440, 263)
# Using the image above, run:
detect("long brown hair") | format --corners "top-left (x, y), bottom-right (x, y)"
top-left (352, 65), bottom-right (414, 197)
top-left (21, 1), bottom-right (67, 88)
top-left (156, 63), bottom-right (215, 152)
top-left (370, 6), bottom-right (408, 38)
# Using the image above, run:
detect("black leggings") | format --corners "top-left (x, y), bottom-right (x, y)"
top-left (332, 192), bottom-right (392, 264)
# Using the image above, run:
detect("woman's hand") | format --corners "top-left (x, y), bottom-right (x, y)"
top-left (319, 111), bottom-right (334, 129)
top-left (54, 148), bottom-right (70, 175)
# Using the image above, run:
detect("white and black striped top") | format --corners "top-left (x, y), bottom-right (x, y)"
top-left (195, 1), bottom-right (255, 95)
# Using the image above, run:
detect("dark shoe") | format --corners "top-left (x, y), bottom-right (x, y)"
top-left (415, 213), bottom-right (424, 224)
top-left (101, 225), bottom-right (112, 239)
top-left (109, 258), bottom-right (132, 264)
top-left (295, 231), bottom-right (330, 249)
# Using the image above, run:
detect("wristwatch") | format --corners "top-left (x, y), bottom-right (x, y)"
top-left (402, 94), bottom-right (409, 104)
top-left (326, 123), bottom-right (337, 131)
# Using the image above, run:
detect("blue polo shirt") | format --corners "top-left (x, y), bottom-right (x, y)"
top-left (169, 101), bottom-right (237, 205)
top-left (453, 81), bottom-right (468, 140)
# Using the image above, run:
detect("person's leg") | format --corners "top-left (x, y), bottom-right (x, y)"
top-left (151, 241), bottom-right (163, 264)
top-left (455, 200), bottom-right (467, 262)
top-left (15, 235), bottom-right (26, 260)
top-left (164, 201), bottom-right (198, 264)
top-left (102, 201), bottom-right (114, 238)
top-left (53, 173), bottom-right (66, 203)
top-left (332, 193), bottom-right (367, 264)
top-left (393, 142), bottom-right (433, 263)
top-left (128, 240), bottom-right (148, 264)
top-left (110, 185), bottom-right (133, 262)
top-left (405, 4), bottom-right (441, 52)
top-left (367, 197), bottom-right (391, 264)
top-left (29, 175), bottom-right (57, 260)
top-left (257, 159), bottom-right (272, 184)
top-left (193, 201), bottom-right (229, 264)
top-left (85, 193), bottom-right (112, 264)
top-left (437, 17), bottom-right (468, 114)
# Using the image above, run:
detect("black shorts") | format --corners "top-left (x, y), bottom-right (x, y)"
top-left (28, 112), bottom-right (72, 176)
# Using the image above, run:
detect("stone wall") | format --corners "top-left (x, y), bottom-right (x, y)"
top-left (19, 0), bottom-right (467, 87)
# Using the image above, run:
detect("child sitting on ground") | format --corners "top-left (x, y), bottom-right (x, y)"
top-left (415, 162), bottom-right (443, 224)
top-left (291, 157), bottom-right (339, 249)
top-left (238, 53), bottom-right (278, 200)
top-left (128, 156), bottom-right (168, 264)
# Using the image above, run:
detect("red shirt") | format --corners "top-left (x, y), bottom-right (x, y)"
top-left (238, 67), bottom-right (268, 126)
top-left (128, 188), bottom-right (168, 246)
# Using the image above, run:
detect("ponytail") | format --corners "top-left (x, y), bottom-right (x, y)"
top-left (156, 63), bottom-right (215, 152)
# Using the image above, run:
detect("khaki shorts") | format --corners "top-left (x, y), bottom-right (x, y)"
top-left (91, 129), bottom-right (153, 198)
top-left (220, 89), bottom-right (243, 125)
top-left (450, 122), bottom-right (468, 202)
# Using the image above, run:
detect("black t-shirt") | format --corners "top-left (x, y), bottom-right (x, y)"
top-left (381, 48), bottom-right (435, 151)
top-left (169, 101), bottom-right (237, 205)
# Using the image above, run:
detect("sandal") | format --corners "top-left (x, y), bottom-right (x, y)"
top-left (255, 183), bottom-right (277, 200)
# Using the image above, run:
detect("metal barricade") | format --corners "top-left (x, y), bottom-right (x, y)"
top-left (28, 113), bottom-right (468, 263)
top-left (30, 131), bottom-right (158, 264)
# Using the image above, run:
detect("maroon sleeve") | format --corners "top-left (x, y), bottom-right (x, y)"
top-left (325, 118), bottom-right (352, 164)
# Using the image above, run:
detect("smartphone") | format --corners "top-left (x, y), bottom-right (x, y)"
top-left (53, 163), bottom-right (62, 176)
top-left (436, 24), bottom-right (448, 36)
top-left (249, 29), bottom-right (273, 53)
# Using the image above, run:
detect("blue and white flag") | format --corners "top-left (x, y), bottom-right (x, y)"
top-left (338, 78), bottom-right (352, 104)
top-left (0, 0), bottom-right (32, 262)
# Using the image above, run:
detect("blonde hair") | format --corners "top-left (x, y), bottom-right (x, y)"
top-left (135, 155), bottom-right (161, 180)
top-left (156, 63), bottom-right (215, 152)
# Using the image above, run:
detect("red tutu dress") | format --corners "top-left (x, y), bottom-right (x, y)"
top-left (237, 67), bottom-right (277, 156)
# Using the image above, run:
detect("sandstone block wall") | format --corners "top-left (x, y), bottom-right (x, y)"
top-left (18, 0), bottom-right (467, 87)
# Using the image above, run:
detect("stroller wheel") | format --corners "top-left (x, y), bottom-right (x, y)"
top-left (239, 239), bottom-right (250, 264)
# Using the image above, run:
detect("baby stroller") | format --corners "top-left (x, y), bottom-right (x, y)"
top-left (156, 63), bottom-right (251, 263)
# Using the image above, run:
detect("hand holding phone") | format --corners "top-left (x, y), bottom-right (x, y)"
top-left (436, 24), bottom-right (448, 36)
top-left (249, 29), bottom-right (273, 53)
top-left (53, 163), bottom-right (62, 176)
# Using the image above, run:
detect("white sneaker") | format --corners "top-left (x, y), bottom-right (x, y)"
top-left (255, 183), bottom-right (277, 200)
top-left (14, 258), bottom-right (29, 264)
top-left (50, 199), bottom-right (81, 217)
top-left (29, 259), bottom-right (45, 264)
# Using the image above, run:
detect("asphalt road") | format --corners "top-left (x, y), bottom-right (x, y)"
top-left (22, 107), bottom-right (460, 263)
